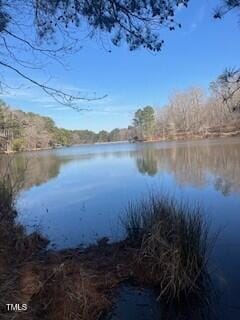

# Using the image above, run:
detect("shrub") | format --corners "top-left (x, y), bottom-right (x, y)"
top-left (122, 193), bottom-right (212, 302)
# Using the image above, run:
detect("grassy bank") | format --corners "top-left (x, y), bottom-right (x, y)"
top-left (0, 179), bottom-right (213, 319)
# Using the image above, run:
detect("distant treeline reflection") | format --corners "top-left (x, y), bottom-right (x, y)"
top-left (0, 139), bottom-right (239, 196)
top-left (134, 140), bottom-right (240, 195)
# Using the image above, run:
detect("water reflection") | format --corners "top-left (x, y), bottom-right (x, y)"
top-left (133, 139), bottom-right (240, 195)
top-left (0, 138), bottom-right (239, 250)
top-left (1, 138), bottom-right (240, 197)
top-left (135, 147), bottom-right (158, 176)
top-left (0, 138), bottom-right (239, 320)
top-left (0, 152), bottom-right (68, 191)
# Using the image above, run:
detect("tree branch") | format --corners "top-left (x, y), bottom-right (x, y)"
top-left (0, 60), bottom-right (107, 110)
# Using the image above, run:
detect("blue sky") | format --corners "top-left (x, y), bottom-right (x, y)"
top-left (1, 0), bottom-right (240, 132)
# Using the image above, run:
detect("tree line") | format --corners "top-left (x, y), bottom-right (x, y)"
top-left (0, 101), bottom-right (132, 152)
top-left (132, 73), bottom-right (240, 141)
top-left (0, 70), bottom-right (239, 153)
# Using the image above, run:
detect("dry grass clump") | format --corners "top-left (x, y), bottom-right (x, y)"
top-left (123, 193), bottom-right (212, 303)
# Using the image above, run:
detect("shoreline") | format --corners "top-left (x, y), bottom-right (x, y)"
top-left (1, 133), bottom-right (239, 155)
top-left (0, 188), bottom-right (213, 320)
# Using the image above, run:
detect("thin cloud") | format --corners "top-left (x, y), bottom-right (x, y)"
top-left (180, 4), bottom-right (206, 35)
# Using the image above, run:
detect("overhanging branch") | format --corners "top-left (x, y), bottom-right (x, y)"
top-left (0, 60), bottom-right (107, 110)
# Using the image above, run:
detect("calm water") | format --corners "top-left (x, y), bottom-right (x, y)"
top-left (1, 137), bottom-right (240, 319)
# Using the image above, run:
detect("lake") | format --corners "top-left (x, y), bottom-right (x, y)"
top-left (1, 137), bottom-right (240, 319)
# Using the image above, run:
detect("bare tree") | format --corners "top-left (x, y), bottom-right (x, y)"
top-left (155, 83), bottom-right (240, 140)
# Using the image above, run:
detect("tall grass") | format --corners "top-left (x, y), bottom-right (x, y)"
top-left (122, 193), bottom-right (212, 303)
